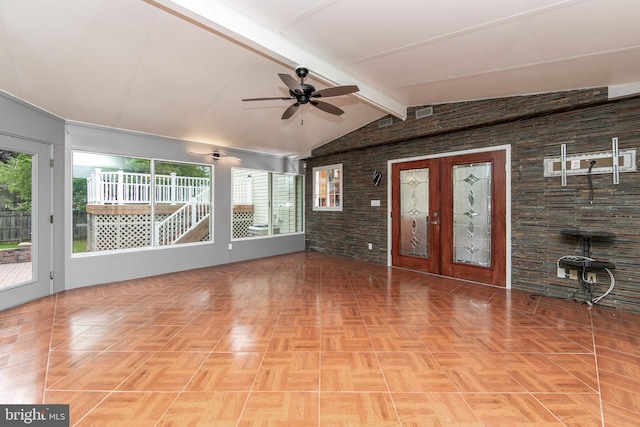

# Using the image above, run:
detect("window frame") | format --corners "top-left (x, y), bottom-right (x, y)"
top-left (71, 150), bottom-right (213, 256)
top-left (312, 163), bottom-right (343, 211)
top-left (231, 167), bottom-right (304, 240)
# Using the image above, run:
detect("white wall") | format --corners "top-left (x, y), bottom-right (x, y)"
top-left (0, 91), bottom-right (66, 309)
top-left (0, 90), bottom-right (305, 307)
top-left (66, 122), bottom-right (305, 289)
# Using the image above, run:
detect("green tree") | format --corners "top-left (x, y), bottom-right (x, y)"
top-left (122, 157), bottom-right (151, 174)
top-left (124, 158), bottom-right (208, 178)
top-left (0, 152), bottom-right (32, 210)
top-left (155, 161), bottom-right (209, 178)
top-left (72, 177), bottom-right (88, 211)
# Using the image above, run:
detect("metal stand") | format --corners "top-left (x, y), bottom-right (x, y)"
top-left (559, 229), bottom-right (615, 298)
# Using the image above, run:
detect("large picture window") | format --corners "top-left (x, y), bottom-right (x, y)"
top-left (313, 163), bottom-right (342, 211)
top-left (232, 168), bottom-right (303, 239)
top-left (72, 152), bottom-right (212, 253)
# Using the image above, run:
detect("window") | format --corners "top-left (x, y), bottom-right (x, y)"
top-left (72, 152), bottom-right (212, 253)
top-left (153, 160), bottom-right (212, 246)
top-left (232, 168), bottom-right (304, 239)
top-left (313, 164), bottom-right (342, 211)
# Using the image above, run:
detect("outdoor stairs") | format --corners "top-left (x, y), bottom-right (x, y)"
top-left (175, 214), bottom-right (209, 244)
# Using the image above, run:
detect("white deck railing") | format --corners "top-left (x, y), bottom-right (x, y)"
top-left (155, 188), bottom-right (210, 245)
top-left (87, 169), bottom-right (210, 205)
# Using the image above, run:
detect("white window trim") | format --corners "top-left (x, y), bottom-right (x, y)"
top-left (231, 167), bottom-right (305, 240)
top-left (71, 151), bottom-right (214, 256)
top-left (313, 163), bottom-right (343, 211)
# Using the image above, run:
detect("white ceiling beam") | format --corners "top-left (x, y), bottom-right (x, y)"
top-left (608, 82), bottom-right (640, 100)
top-left (149, 0), bottom-right (407, 120)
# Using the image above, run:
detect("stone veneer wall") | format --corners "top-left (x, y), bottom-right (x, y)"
top-left (0, 243), bottom-right (32, 264)
top-left (304, 88), bottom-right (640, 312)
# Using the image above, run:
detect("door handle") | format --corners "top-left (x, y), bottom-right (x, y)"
top-left (428, 212), bottom-right (439, 225)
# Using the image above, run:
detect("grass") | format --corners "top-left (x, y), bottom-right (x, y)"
top-left (73, 240), bottom-right (87, 253)
top-left (1, 241), bottom-right (88, 252)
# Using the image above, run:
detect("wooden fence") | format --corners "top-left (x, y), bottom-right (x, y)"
top-left (0, 211), bottom-right (31, 243)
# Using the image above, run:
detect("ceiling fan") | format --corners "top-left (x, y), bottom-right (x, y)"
top-left (189, 149), bottom-right (241, 162)
top-left (242, 66), bottom-right (359, 120)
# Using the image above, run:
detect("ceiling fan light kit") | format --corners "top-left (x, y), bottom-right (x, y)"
top-left (242, 66), bottom-right (359, 120)
top-left (189, 149), bottom-right (241, 162)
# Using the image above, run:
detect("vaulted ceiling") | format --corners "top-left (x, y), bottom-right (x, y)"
top-left (1, 0), bottom-right (639, 158)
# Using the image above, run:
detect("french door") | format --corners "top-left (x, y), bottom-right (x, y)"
top-left (391, 150), bottom-right (506, 286)
top-left (0, 135), bottom-right (52, 310)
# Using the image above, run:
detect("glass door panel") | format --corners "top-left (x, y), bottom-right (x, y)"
top-left (452, 162), bottom-right (492, 267)
top-left (391, 159), bottom-right (440, 273)
top-left (0, 135), bottom-right (52, 310)
top-left (399, 168), bottom-right (429, 258)
top-left (0, 150), bottom-right (33, 288)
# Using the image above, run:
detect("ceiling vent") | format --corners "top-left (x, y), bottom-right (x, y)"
top-left (415, 106), bottom-right (433, 119)
top-left (378, 117), bottom-right (393, 128)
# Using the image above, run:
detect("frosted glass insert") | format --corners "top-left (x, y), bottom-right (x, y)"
top-left (400, 168), bottom-right (429, 258)
top-left (453, 162), bottom-right (491, 266)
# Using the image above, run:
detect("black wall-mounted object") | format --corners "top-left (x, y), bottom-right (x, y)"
top-left (560, 229), bottom-right (615, 270)
top-left (372, 169), bottom-right (381, 186)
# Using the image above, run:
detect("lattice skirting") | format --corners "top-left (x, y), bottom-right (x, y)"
top-left (233, 212), bottom-right (253, 239)
top-left (87, 213), bottom-right (211, 251)
top-left (87, 213), bottom-right (167, 251)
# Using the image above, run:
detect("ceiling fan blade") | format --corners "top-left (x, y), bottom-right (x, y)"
top-left (312, 85), bottom-right (359, 98)
top-left (310, 100), bottom-right (344, 116)
top-left (188, 149), bottom-right (211, 156)
top-left (217, 155), bottom-right (242, 162)
top-left (281, 103), bottom-right (300, 120)
top-left (279, 73), bottom-right (302, 93)
top-left (242, 96), bottom-right (292, 101)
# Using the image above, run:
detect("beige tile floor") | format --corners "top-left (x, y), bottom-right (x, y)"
top-left (1, 252), bottom-right (639, 425)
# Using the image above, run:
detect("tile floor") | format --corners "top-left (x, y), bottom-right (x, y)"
top-left (1, 252), bottom-right (639, 426)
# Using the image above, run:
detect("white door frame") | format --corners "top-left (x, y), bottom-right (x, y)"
top-left (0, 136), bottom-right (53, 310)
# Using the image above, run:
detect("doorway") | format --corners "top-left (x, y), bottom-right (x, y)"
top-left (0, 135), bottom-right (52, 309)
top-left (391, 149), bottom-right (507, 286)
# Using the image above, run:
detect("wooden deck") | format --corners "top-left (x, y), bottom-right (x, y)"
top-left (0, 262), bottom-right (32, 289)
